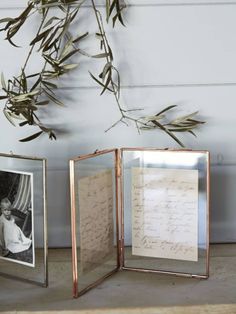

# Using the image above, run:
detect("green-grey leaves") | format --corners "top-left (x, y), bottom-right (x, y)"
top-left (106, 0), bottom-right (126, 27)
top-left (19, 131), bottom-right (43, 142)
top-left (0, 0), bottom-right (88, 141)
top-left (0, 0), bottom-right (205, 146)
top-left (0, 3), bottom-right (34, 47)
top-left (0, 0), bottom-right (128, 142)
top-left (139, 106), bottom-right (205, 147)
top-left (1, 72), bottom-right (6, 90)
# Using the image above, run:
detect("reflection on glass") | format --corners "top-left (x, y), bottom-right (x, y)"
top-left (122, 150), bottom-right (209, 277)
top-left (73, 151), bottom-right (118, 294)
top-left (79, 169), bottom-right (114, 274)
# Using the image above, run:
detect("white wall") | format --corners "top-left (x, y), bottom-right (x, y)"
top-left (0, 0), bottom-right (236, 246)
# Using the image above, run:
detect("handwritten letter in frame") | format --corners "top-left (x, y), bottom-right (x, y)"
top-left (132, 167), bottom-right (199, 262)
top-left (78, 170), bottom-right (114, 273)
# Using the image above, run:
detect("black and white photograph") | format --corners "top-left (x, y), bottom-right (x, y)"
top-left (0, 170), bottom-right (34, 267)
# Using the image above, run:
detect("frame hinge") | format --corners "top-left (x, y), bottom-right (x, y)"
top-left (119, 238), bottom-right (124, 269)
top-left (191, 274), bottom-right (208, 279)
top-left (116, 159), bottom-right (121, 177)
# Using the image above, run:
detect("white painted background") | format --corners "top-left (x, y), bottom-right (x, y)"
top-left (0, 0), bottom-right (236, 246)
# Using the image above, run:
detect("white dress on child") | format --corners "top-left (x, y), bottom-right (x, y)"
top-left (0, 215), bottom-right (31, 253)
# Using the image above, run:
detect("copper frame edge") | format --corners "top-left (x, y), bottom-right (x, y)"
top-left (71, 148), bottom-right (210, 296)
top-left (121, 147), bottom-right (208, 154)
top-left (43, 159), bottom-right (48, 287)
top-left (115, 149), bottom-right (121, 269)
top-left (70, 149), bottom-right (120, 298)
top-left (0, 156), bottom-right (48, 287)
top-left (122, 267), bottom-right (208, 279)
top-left (0, 152), bottom-right (45, 161)
top-left (71, 149), bottom-right (117, 162)
top-left (206, 151), bottom-right (210, 277)
top-left (121, 148), bottom-right (210, 279)
top-left (78, 268), bottom-right (119, 297)
top-left (69, 160), bottom-right (78, 298)
top-left (119, 149), bottom-right (125, 268)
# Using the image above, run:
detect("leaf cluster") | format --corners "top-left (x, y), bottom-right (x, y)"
top-left (106, 0), bottom-right (126, 27)
top-left (0, 0), bottom-right (91, 141)
top-left (0, 0), bottom-right (205, 146)
top-left (0, 3), bottom-right (34, 47)
top-left (90, 0), bottom-right (122, 111)
top-left (139, 105), bottom-right (205, 147)
top-left (0, 0), bottom-right (127, 141)
top-left (88, 3), bottom-right (205, 147)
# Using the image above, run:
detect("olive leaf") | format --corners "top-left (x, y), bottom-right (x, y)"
top-left (3, 110), bottom-right (17, 127)
top-left (19, 131), bottom-right (44, 142)
top-left (59, 48), bottom-right (81, 63)
top-left (92, 52), bottom-right (110, 59)
top-left (0, 3), bottom-right (34, 46)
top-left (1, 72), bottom-right (6, 90)
top-left (43, 16), bottom-right (60, 28)
top-left (30, 27), bottom-right (53, 46)
top-left (73, 32), bottom-right (89, 44)
top-left (139, 107), bottom-right (205, 146)
top-left (89, 72), bottom-right (113, 93)
top-left (108, 0), bottom-right (126, 27)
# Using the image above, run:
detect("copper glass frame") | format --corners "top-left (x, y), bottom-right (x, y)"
top-left (121, 148), bottom-right (210, 279)
top-left (0, 153), bottom-right (48, 287)
top-left (70, 149), bottom-right (120, 297)
top-left (70, 148), bottom-right (210, 298)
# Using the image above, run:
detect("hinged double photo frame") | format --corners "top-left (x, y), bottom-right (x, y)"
top-left (70, 148), bottom-right (210, 298)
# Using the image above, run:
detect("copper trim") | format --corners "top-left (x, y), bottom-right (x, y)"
top-left (78, 268), bottom-right (119, 297)
top-left (70, 148), bottom-right (210, 297)
top-left (69, 160), bottom-right (78, 298)
top-left (43, 158), bottom-right (48, 287)
top-left (206, 151), bottom-right (210, 278)
top-left (120, 149), bottom-right (125, 268)
top-left (122, 267), bottom-right (208, 279)
top-left (115, 149), bottom-right (121, 269)
top-left (121, 147), bottom-right (208, 154)
top-left (71, 149), bottom-right (117, 162)
top-left (0, 152), bottom-right (45, 161)
top-left (70, 149), bottom-right (120, 298)
top-left (121, 148), bottom-right (210, 278)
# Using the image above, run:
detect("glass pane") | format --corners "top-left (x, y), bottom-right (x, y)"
top-left (122, 149), bottom-right (209, 277)
top-left (73, 151), bottom-right (118, 294)
top-left (0, 155), bottom-right (47, 285)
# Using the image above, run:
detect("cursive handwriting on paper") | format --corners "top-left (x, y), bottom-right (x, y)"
top-left (132, 167), bottom-right (199, 261)
top-left (78, 170), bottom-right (114, 273)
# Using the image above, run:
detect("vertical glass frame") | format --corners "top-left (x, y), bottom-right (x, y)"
top-left (70, 149), bottom-right (120, 298)
top-left (120, 148), bottom-right (210, 279)
top-left (0, 153), bottom-right (48, 287)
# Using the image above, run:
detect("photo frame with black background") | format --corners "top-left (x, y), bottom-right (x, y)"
top-left (0, 153), bottom-right (48, 287)
top-left (0, 169), bottom-right (35, 267)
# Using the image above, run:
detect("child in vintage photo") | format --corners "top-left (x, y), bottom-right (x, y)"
top-left (0, 197), bottom-right (32, 258)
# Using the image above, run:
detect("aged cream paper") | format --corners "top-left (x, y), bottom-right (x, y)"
top-left (132, 167), bottom-right (199, 261)
top-left (78, 170), bottom-right (114, 273)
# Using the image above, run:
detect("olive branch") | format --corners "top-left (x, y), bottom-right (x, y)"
top-left (0, 0), bottom-right (204, 146)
